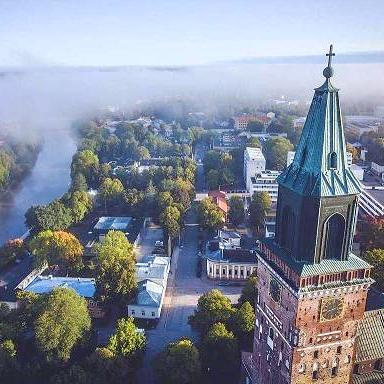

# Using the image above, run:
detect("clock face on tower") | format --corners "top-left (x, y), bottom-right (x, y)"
top-left (269, 278), bottom-right (282, 303)
top-left (320, 297), bottom-right (344, 321)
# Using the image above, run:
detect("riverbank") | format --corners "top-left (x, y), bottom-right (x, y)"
top-left (0, 128), bottom-right (76, 245)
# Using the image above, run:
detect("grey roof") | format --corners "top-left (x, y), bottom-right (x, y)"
top-left (260, 238), bottom-right (371, 278)
top-left (353, 371), bottom-right (384, 384)
top-left (355, 309), bottom-right (384, 363)
top-left (207, 248), bottom-right (257, 264)
top-left (94, 216), bottom-right (132, 231)
top-left (277, 77), bottom-right (361, 197)
top-left (135, 280), bottom-right (163, 307)
top-left (135, 262), bottom-right (167, 282)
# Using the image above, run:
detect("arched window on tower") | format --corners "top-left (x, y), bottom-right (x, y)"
top-left (281, 206), bottom-right (295, 253)
top-left (329, 152), bottom-right (337, 169)
top-left (323, 213), bottom-right (345, 260)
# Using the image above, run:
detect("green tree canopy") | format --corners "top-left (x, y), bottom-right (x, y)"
top-left (69, 190), bottom-right (93, 223)
top-left (363, 249), bottom-right (384, 290)
top-left (155, 338), bottom-right (201, 384)
top-left (248, 191), bottom-right (271, 235)
top-left (107, 317), bottom-right (146, 358)
top-left (35, 287), bottom-right (91, 362)
top-left (238, 273), bottom-right (258, 308)
top-left (200, 322), bottom-right (239, 382)
top-left (246, 137), bottom-right (261, 148)
top-left (188, 289), bottom-right (235, 334)
top-left (247, 120), bottom-right (264, 133)
top-left (198, 197), bottom-right (225, 231)
top-left (206, 169), bottom-right (220, 190)
top-left (99, 177), bottom-right (124, 208)
top-left (29, 230), bottom-right (83, 271)
top-left (95, 231), bottom-right (137, 304)
top-left (263, 137), bottom-right (294, 170)
top-left (25, 200), bottom-right (74, 232)
top-left (160, 205), bottom-right (181, 239)
top-left (229, 301), bottom-right (255, 335)
top-left (228, 196), bottom-right (245, 226)
top-left (71, 149), bottom-right (99, 187)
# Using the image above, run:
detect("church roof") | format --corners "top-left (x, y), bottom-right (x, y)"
top-left (353, 371), bottom-right (384, 384)
top-left (277, 47), bottom-right (361, 197)
top-left (355, 309), bottom-right (384, 363)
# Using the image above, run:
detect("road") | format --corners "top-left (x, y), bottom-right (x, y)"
top-left (139, 209), bottom-right (242, 383)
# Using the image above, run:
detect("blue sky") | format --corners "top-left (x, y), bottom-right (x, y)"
top-left (1, 0), bottom-right (383, 66)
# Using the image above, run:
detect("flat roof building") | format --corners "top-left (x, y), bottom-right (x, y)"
top-left (244, 147), bottom-right (266, 192)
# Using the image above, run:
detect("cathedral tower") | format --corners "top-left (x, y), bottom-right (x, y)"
top-left (244, 46), bottom-right (373, 384)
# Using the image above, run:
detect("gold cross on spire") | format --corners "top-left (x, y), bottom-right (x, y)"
top-left (326, 44), bottom-right (335, 67)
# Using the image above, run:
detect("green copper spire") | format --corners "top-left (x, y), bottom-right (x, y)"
top-left (277, 45), bottom-right (361, 197)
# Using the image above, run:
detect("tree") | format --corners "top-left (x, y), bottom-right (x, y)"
top-left (247, 120), bottom-right (264, 133)
top-left (69, 190), bottom-right (93, 223)
top-left (99, 177), bottom-right (124, 209)
top-left (95, 231), bottom-right (137, 304)
top-left (35, 287), bottom-right (91, 361)
top-left (228, 196), bottom-right (245, 226)
top-left (70, 172), bottom-right (88, 193)
top-left (200, 323), bottom-right (239, 382)
top-left (263, 137), bottom-right (294, 170)
top-left (198, 197), bottom-right (225, 231)
top-left (238, 273), bottom-right (258, 308)
top-left (71, 149), bottom-right (99, 187)
top-left (247, 137), bottom-right (261, 148)
top-left (0, 339), bottom-right (18, 380)
top-left (160, 205), bottom-right (181, 239)
top-left (29, 230), bottom-right (83, 271)
top-left (363, 249), bottom-right (384, 290)
top-left (206, 169), bottom-right (220, 190)
top-left (155, 338), bottom-right (201, 384)
top-left (358, 217), bottom-right (384, 251)
top-left (107, 317), bottom-right (146, 359)
top-left (229, 301), bottom-right (255, 337)
top-left (249, 192), bottom-right (271, 235)
top-left (25, 200), bottom-right (74, 232)
top-left (188, 289), bottom-right (235, 334)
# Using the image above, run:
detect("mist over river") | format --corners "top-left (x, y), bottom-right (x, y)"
top-left (0, 127), bottom-right (76, 245)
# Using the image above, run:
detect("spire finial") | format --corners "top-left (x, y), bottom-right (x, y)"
top-left (323, 44), bottom-right (335, 79)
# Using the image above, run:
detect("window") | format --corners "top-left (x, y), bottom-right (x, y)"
top-left (280, 206), bottom-right (295, 253)
top-left (131, 310), bottom-right (135, 315)
top-left (235, 270), bottom-right (238, 275)
top-left (141, 311), bottom-right (145, 316)
top-left (240, 270), bottom-right (244, 276)
top-left (329, 152), bottom-right (337, 169)
top-left (229, 269), bottom-right (232, 275)
top-left (314, 350), bottom-right (319, 359)
top-left (323, 213), bottom-right (345, 260)
top-left (312, 370), bottom-right (319, 380)
top-left (152, 312), bottom-right (155, 317)
top-left (337, 346), bottom-right (342, 354)
top-left (222, 269), bottom-right (226, 275)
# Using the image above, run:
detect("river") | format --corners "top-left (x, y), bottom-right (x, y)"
top-left (0, 127), bottom-right (76, 245)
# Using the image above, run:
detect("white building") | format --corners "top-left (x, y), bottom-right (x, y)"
top-left (249, 170), bottom-right (281, 203)
top-left (205, 232), bottom-right (257, 280)
top-left (244, 147), bottom-right (266, 191)
top-left (350, 164), bottom-right (364, 181)
top-left (128, 256), bottom-right (170, 320)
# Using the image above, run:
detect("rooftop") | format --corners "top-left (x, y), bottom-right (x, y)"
top-left (353, 371), bottom-right (384, 384)
top-left (245, 147), bottom-right (265, 161)
top-left (94, 216), bottom-right (132, 231)
top-left (134, 279), bottom-right (163, 307)
top-left (24, 276), bottom-right (96, 298)
top-left (136, 262), bottom-right (168, 283)
top-left (355, 309), bottom-right (384, 363)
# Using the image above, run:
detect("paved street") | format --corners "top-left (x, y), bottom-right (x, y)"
top-left (139, 205), bottom-right (242, 383)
